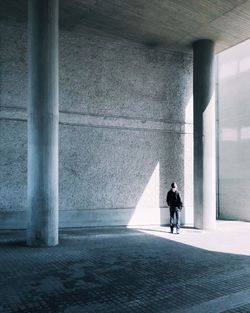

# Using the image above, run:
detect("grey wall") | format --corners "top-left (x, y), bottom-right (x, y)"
top-left (218, 39), bottom-right (250, 221)
top-left (0, 22), bottom-right (193, 229)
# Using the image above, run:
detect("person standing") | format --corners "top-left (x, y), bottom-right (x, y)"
top-left (166, 182), bottom-right (183, 234)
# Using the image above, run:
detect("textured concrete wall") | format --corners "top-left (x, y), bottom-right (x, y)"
top-left (218, 39), bottom-right (250, 221)
top-left (0, 22), bottom-right (193, 229)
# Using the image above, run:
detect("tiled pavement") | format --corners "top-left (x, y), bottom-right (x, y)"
top-left (1, 222), bottom-right (250, 313)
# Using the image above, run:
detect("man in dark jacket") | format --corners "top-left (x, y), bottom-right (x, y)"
top-left (166, 182), bottom-right (183, 234)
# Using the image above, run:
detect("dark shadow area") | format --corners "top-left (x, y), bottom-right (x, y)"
top-left (1, 227), bottom-right (250, 313)
top-left (0, 229), bottom-right (26, 247)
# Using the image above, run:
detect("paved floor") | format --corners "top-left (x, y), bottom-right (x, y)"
top-left (1, 222), bottom-right (250, 313)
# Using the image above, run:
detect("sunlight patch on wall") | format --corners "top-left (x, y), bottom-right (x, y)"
top-left (239, 57), bottom-right (250, 73)
top-left (221, 127), bottom-right (238, 141)
top-left (128, 163), bottom-right (160, 226)
top-left (184, 96), bottom-right (194, 226)
top-left (219, 61), bottom-right (238, 80)
top-left (240, 127), bottom-right (250, 140)
top-left (203, 91), bottom-right (216, 229)
top-left (218, 38), bottom-right (250, 221)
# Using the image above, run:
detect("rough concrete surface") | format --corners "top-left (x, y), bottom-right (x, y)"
top-left (1, 0), bottom-right (250, 53)
top-left (0, 22), bottom-right (193, 229)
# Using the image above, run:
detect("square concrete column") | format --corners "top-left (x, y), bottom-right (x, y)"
top-left (27, 0), bottom-right (59, 246)
top-left (193, 39), bottom-right (216, 230)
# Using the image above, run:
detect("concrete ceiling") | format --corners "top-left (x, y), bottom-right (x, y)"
top-left (2, 0), bottom-right (250, 53)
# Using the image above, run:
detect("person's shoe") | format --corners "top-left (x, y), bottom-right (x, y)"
top-left (176, 229), bottom-right (180, 234)
top-left (170, 227), bottom-right (174, 233)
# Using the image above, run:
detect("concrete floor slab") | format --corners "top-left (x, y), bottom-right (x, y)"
top-left (0, 222), bottom-right (250, 312)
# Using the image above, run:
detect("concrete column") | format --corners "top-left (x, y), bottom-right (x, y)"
top-left (27, 0), bottom-right (59, 246)
top-left (193, 39), bottom-right (216, 230)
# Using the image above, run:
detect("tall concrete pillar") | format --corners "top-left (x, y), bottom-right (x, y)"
top-left (27, 0), bottom-right (59, 246)
top-left (193, 39), bottom-right (216, 230)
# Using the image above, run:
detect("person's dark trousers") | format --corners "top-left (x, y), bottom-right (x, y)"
top-left (170, 207), bottom-right (181, 232)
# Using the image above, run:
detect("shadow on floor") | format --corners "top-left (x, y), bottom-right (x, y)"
top-left (1, 226), bottom-right (250, 313)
